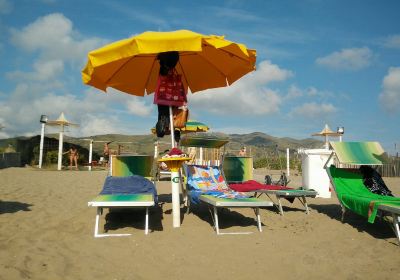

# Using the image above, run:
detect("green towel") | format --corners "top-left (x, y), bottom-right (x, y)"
top-left (329, 166), bottom-right (400, 223)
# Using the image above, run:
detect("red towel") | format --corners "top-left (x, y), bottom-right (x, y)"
top-left (229, 180), bottom-right (293, 192)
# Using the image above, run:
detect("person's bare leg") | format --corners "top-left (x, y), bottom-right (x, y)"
top-left (69, 156), bottom-right (73, 170)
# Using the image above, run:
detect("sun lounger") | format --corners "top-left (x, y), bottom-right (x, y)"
top-left (230, 180), bottom-right (318, 215)
top-left (326, 141), bottom-right (400, 244)
top-left (88, 193), bottom-right (155, 237)
top-left (183, 164), bottom-right (273, 235)
top-left (88, 157), bottom-right (157, 238)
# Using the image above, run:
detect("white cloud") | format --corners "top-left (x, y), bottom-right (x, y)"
top-left (285, 85), bottom-right (303, 100)
top-left (7, 59), bottom-right (64, 81)
top-left (316, 47), bottom-right (373, 70)
top-left (10, 13), bottom-right (106, 63)
top-left (78, 114), bottom-right (128, 137)
top-left (0, 0), bottom-right (12, 14)
top-left (125, 98), bottom-right (153, 117)
top-left (379, 67), bottom-right (400, 113)
top-left (290, 102), bottom-right (338, 119)
top-left (383, 35), bottom-right (400, 49)
top-left (189, 60), bottom-right (292, 115)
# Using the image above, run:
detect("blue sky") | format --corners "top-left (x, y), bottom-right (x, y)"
top-left (0, 0), bottom-right (399, 154)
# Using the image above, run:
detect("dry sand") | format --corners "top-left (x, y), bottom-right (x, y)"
top-left (1, 167), bottom-right (399, 280)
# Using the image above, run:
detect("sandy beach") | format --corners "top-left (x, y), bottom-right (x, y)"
top-left (1, 167), bottom-right (399, 280)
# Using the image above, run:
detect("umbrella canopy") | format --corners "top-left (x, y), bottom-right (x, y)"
top-left (312, 124), bottom-right (341, 137)
top-left (179, 120), bottom-right (209, 133)
top-left (82, 29), bottom-right (256, 96)
top-left (312, 124), bottom-right (341, 149)
top-left (151, 120), bottom-right (209, 135)
top-left (46, 112), bottom-right (78, 127)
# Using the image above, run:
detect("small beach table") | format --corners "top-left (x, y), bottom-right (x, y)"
top-left (158, 157), bottom-right (191, 228)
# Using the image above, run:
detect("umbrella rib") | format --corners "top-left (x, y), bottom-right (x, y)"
top-left (144, 57), bottom-right (158, 95)
top-left (177, 60), bottom-right (190, 92)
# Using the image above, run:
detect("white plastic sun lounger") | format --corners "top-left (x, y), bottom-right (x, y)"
top-left (88, 193), bottom-right (155, 237)
top-left (184, 164), bottom-right (273, 235)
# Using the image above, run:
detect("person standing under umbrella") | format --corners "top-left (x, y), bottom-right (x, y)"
top-left (154, 51), bottom-right (187, 143)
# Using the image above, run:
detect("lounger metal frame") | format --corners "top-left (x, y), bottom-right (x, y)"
top-left (199, 195), bottom-right (272, 235)
top-left (255, 190), bottom-right (318, 215)
top-left (88, 195), bottom-right (155, 238)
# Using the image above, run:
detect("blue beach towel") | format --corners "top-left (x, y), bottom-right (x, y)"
top-left (100, 175), bottom-right (158, 202)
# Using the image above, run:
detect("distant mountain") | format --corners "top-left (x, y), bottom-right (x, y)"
top-left (224, 132), bottom-right (323, 158)
top-left (0, 131), bottom-right (322, 164)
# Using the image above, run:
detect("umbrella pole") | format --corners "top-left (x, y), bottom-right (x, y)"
top-left (169, 106), bottom-right (176, 148)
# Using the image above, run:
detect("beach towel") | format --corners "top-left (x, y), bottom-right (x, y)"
top-left (185, 165), bottom-right (250, 204)
top-left (329, 166), bottom-right (400, 223)
top-left (229, 180), bottom-right (293, 192)
top-left (100, 175), bottom-right (158, 202)
top-left (229, 180), bottom-right (297, 203)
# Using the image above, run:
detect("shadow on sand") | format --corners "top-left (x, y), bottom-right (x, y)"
top-left (0, 200), bottom-right (33, 214)
top-left (309, 203), bottom-right (397, 243)
top-left (104, 205), bottom-right (164, 233)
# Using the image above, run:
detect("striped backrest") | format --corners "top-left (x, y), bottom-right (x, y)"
top-left (330, 142), bottom-right (387, 165)
top-left (110, 155), bottom-right (153, 177)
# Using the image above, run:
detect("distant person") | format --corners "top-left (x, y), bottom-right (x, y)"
top-left (238, 146), bottom-right (247, 156)
top-left (188, 147), bottom-right (196, 164)
top-left (103, 142), bottom-right (111, 167)
top-left (64, 146), bottom-right (79, 170)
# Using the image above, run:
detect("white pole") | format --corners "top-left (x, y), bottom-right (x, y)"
top-left (39, 123), bottom-right (45, 168)
top-left (88, 140), bottom-right (93, 171)
top-left (171, 169), bottom-right (181, 227)
top-left (339, 135), bottom-right (343, 142)
top-left (57, 126), bottom-right (64, 171)
top-left (200, 147), bottom-right (203, 163)
top-left (169, 106), bottom-right (176, 148)
top-left (325, 135), bottom-right (329, 149)
top-left (286, 148), bottom-right (290, 177)
top-left (154, 141), bottom-right (158, 159)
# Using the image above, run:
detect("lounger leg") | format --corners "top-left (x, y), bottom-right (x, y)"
top-left (255, 207), bottom-right (262, 232)
top-left (276, 195), bottom-right (284, 216)
top-left (300, 196), bottom-right (310, 214)
top-left (93, 207), bottom-right (132, 238)
top-left (392, 213), bottom-right (400, 245)
top-left (145, 207), bottom-right (149, 235)
top-left (94, 207), bottom-right (101, 237)
top-left (213, 206), bottom-right (220, 235)
top-left (341, 206), bottom-right (346, 222)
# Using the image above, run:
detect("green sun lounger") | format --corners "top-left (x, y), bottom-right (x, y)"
top-left (326, 142), bottom-right (400, 244)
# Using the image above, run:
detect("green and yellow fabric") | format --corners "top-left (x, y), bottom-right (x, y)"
top-left (330, 141), bottom-right (387, 165)
top-left (111, 155), bottom-right (153, 178)
top-left (89, 194), bottom-right (154, 207)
